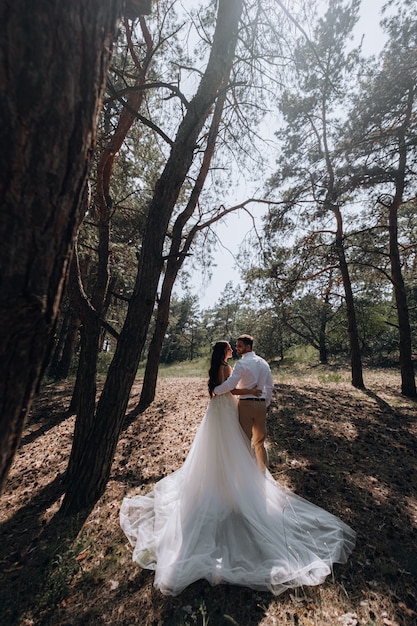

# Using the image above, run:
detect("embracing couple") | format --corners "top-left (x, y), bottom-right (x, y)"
top-left (211, 334), bottom-right (274, 472)
top-left (120, 332), bottom-right (356, 597)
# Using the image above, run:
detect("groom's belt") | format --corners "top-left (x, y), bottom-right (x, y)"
top-left (239, 398), bottom-right (265, 401)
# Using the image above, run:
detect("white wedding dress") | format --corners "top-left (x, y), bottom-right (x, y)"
top-left (120, 393), bottom-right (355, 596)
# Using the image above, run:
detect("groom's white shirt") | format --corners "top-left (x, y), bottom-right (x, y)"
top-left (213, 351), bottom-right (273, 406)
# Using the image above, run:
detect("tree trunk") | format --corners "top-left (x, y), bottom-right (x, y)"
top-left (66, 248), bottom-right (102, 424)
top-left (389, 204), bottom-right (415, 396)
top-left (48, 308), bottom-right (71, 378)
top-left (137, 60), bottom-right (232, 412)
top-left (55, 312), bottom-right (81, 381)
top-left (68, 320), bottom-right (100, 416)
top-left (55, 314), bottom-right (81, 381)
top-left (318, 290), bottom-right (330, 365)
top-left (334, 207), bottom-right (364, 388)
top-left (67, 317), bottom-right (102, 478)
top-left (0, 1), bottom-right (121, 495)
top-left (387, 107), bottom-right (416, 397)
top-left (137, 263), bottom-right (178, 412)
top-left (67, 18), bottom-right (155, 467)
top-left (67, 217), bottom-right (110, 417)
top-left (61, 0), bottom-right (244, 515)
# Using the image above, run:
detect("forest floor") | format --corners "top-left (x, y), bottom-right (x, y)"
top-left (1, 366), bottom-right (417, 626)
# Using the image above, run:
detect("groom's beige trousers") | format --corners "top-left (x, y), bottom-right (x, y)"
top-left (238, 399), bottom-right (268, 471)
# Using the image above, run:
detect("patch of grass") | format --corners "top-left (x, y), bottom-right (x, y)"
top-left (164, 595), bottom-right (266, 626)
top-left (24, 525), bottom-right (126, 625)
top-left (159, 360), bottom-right (209, 378)
top-left (38, 533), bottom-right (97, 607)
top-left (41, 550), bottom-right (79, 607)
top-left (137, 356), bottom-right (210, 379)
top-left (97, 350), bottom-right (114, 375)
top-left (317, 370), bottom-right (344, 384)
top-left (283, 344), bottom-right (320, 365)
top-left (172, 599), bottom-right (210, 626)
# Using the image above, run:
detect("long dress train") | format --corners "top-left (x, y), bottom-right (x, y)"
top-left (120, 393), bottom-right (355, 596)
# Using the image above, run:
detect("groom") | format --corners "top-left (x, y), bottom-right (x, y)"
top-left (214, 334), bottom-right (273, 471)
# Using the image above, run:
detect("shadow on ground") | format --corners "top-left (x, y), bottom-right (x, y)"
top-left (0, 375), bottom-right (416, 625)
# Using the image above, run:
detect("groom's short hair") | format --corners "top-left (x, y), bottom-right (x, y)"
top-left (237, 334), bottom-right (253, 348)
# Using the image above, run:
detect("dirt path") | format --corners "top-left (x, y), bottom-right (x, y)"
top-left (1, 373), bottom-right (416, 625)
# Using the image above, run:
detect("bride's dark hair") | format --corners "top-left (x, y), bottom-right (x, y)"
top-left (208, 341), bottom-right (229, 397)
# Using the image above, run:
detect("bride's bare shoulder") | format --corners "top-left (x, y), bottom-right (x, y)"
top-left (218, 363), bottom-right (232, 383)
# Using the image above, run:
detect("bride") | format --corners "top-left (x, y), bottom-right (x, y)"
top-left (120, 340), bottom-right (355, 596)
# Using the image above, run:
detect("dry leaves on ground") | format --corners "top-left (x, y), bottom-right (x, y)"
top-left (0, 370), bottom-right (416, 626)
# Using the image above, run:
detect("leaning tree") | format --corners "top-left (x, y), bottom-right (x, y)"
top-left (0, 0), bottom-right (153, 495)
top-left (61, 0), bottom-right (245, 514)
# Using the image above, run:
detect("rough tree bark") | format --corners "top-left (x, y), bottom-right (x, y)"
top-left (137, 73), bottom-right (232, 412)
top-left (321, 92), bottom-right (364, 388)
top-left (48, 307), bottom-right (72, 379)
top-left (318, 285), bottom-right (331, 365)
top-left (387, 85), bottom-right (416, 397)
top-left (61, 0), bottom-right (244, 515)
top-left (66, 17), bottom-right (156, 478)
top-left (333, 206), bottom-right (364, 388)
top-left (389, 209), bottom-right (416, 396)
top-left (388, 199), bottom-right (416, 397)
top-left (0, 1), bottom-right (124, 495)
top-left (54, 313), bottom-right (82, 381)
